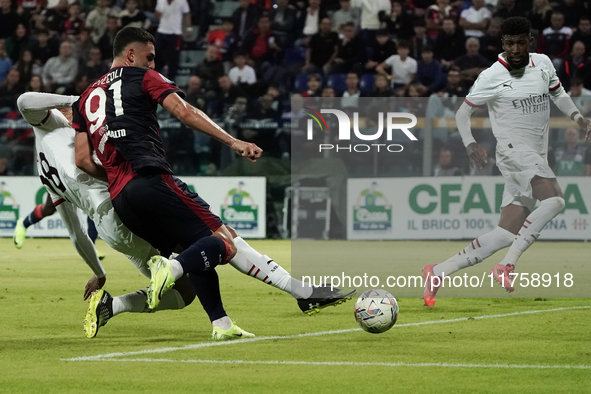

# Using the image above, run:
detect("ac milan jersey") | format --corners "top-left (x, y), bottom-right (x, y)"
top-left (72, 66), bottom-right (184, 198)
top-left (465, 53), bottom-right (561, 157)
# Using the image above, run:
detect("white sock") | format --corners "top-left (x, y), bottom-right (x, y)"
top-left (433, 226), bottom-right (515, 277)
top-left (231, 236), bottom-right (313, 299)
top-left (500, 197), bottom-right (565, 267)
top-left (111, 288), bottom-right (186, 315)
top-left (212, 315), bottom-right (232, 330)
top-left (170, 259), bottom-right (184, 280)
top-left (112, 290), bottom-right (148, 316)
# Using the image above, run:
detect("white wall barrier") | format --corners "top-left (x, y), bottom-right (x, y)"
top-left (348, 177), bottom-right (591, 240)
top-left (0, 176), bottom-right (266, 239)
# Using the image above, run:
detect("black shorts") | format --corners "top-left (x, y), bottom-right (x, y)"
top-left (112, 173), bottom-right (223, 256)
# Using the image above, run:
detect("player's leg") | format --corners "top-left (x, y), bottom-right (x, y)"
top-left (13, 194), bottom-right (56, 248)
top-left (86, 216), bottom-right (105, 260)
top-left (492, 177), bottom-right (565, 291)
top-left (423, 204), bottom-right (527, 306)
top-left (225, 226), bottom-right (355, 314)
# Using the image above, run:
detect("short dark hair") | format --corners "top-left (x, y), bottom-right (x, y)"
top-left (500, 17), bottom-right (531, 36)
top-left (422, 45), bottom-right (434, 53)
top-left (397, 40), bottom-right (410, 49)
top-left (571, 76), bottom-right (584, 86)
top-left (113, 27), bottom-right (155, 58)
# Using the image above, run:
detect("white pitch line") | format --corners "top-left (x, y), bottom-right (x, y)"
top-left (61, 305), bottom-right (590, 362)
top-left (69, 358), bottom-right (591, 370)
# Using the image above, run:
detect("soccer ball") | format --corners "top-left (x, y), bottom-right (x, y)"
top-left (354, 289), bottom-right (399, 334)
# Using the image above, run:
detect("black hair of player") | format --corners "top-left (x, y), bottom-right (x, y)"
top-left (500, 17), bottom-right (531, 37)
top-left (113, 27), bottom-right (155, 58)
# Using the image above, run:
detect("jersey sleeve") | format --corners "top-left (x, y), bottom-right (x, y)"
top-left (180, 0), bottom-right (190, 13)
top-left (465, 72), bottom-right (494, 107)
top-left (142, 69), bottom-right (185, 105)
top-left (546, 56), bottom-right (561, 92)
top-left (71, 97), bottom-right (89, 134)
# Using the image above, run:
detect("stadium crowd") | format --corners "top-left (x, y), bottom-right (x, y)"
top-left (0, 0), bottom-right (590, 176)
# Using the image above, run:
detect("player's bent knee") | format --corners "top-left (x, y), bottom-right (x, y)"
top-left (543, 196), bottom-right (565, 214)
top-left (173, 275), bottom-right (196, 306)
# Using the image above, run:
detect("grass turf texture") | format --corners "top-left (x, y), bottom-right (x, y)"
top-left (1, 238), bottom-right (590, 393)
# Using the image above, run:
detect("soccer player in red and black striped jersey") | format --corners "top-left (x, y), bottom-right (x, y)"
top-left (72, 27), bottom-right (262, 339)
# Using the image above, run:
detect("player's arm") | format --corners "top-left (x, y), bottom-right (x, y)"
top-left (17, 92), bottom-right (78, 126)
top-left (74, 132), bottom-right (108, 182)
top-left (547, 59), bottom-right (591, 140)
top-left (55, 201), bottom-right (106, 300)
top-left (162, 93), bottom-right (262, 162)
top-left (456, 101), bottom-right (488, 169)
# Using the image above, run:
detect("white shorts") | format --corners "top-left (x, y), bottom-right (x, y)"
top-left (92, 202), bottom-right (158, 278)
top-left (496, 149), bottom-right (555, 212)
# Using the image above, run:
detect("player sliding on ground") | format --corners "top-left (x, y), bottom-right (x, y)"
top-left (422, 16), bottom-right (591, 306)
top-left (18, 91), bottom-right (353, 339)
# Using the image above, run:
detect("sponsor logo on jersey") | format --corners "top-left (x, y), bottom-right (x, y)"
top-left (511, 93), bottom-right (549, 114)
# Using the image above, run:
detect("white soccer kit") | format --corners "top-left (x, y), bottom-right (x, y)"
top-left (17, 92), bottom-right (156, 277)
top-left (463, 53), bottom-right (578, 210)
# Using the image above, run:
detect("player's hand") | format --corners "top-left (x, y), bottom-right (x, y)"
top-left (84, 275), bottom-right (106, 301)
top-left (230, 140), bottom-right (263, 162)
top-left (466, 143), bottom-right (488, 170)
top-left (576, 116), bottom-right (591, 141)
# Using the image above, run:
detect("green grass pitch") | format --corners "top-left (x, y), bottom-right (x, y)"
top-left (1, 238), bottom-right (590, 393)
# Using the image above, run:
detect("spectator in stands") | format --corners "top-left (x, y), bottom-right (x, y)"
top-left (0, 156), bottom-right (9, 175)
top-left (64, 72), bottom-right (90, 95)
top-left (26, 74), bottom-right (46, 92)
top-left (194, 45), bottom-right (225, 93)
top-left (554, 128), bottom-right (591, 176)
top-left (270, 0), bottom-right (297, 48)
top-left (208, 19), bottom-right (234, 58)
top-left (40, 0), bottom-right (69, 36)
top-left (376, 40), bottom-right (417, 90)
top-left (434, 146), bottom-right (462, 176)
top-left (30, 29), bottom-right (59, 66)
top-left (479, 17), bottom-right (502, 63)
top-left (459, 0), bottom-right (491, 38)
top-left (305, 17), bottom-right (339, 73)
top-left (425, 0), bottom-right (460, 38)
top-left (221, 22), bottom-right (240, 70)
top-left (558, 41), bottom-right (591, 92)
top-left (118, 0), bottom-right (150, 30)
top-left (300, 0), bottom-right (326, 41)
top-left (81, 46), bottom-right (109, 82)
top-left (385, 0), bottom-right (414, 40)
top-left (5, 24), bottom-right (28, 64)
top-left (228, 53), bottom-right (257, 86)
top-left (86, 0), bottom-right (114, 44)
top-left (15, 50), bottom-right (42, 86)
top-left (232, 0), bottom-right (259, 40)
top-left (426, 66), bottom-right (468, 118)
top-left (98, 15), bottom-right (119, 61)
top-left (0, 39), bottom-right (11, 84)
top-left (493, 0), bottom-right (527, 19)
top-left (184, 75), bottom-right (206, 110)
top-left (64, 3), bottom-right (85, 37)
top-left (365, 29), bottom-right (397, 73)
top-left (341, 72), bottom-right (362, 109)
top-left (301, 73), bottom-right (321, 97)
top-left (351, 0), bottom-right (390, 47)
top-left (569, 16), bottom-right (591, 59)
top-left (71, 29), bottom-right (94, 63)
top-left (538, 12), bottom-right (572, 65)
top-left (249, 93), bottom-right (280, 119)
top-left (212, 74), bottom-right (248, 118)
top-left (435, 17), bottom-right (466, 70)
top-left (409, 19), bottom-right (435, 60)
top-left (331, 0), bottom-right (360, 31)
top-left (42, 41), bottom-right (78, 92)
top-left (526, 0), bottom-right (552, 35)
top-left (241, 15), bottom-right (282, 66)
top-left (0, 69), bottom-right (24, 110)
top-left (370, 73), bottom-right (393, 97)
top-left (322, 85), bottom-right (335, 97)
top-left (454, 37), bottom-right (489, 84)
top-left (556, 0), bottom-right (586, 29)
top-left (331, 21), bottom-right (365, 73)
top-left (415, 45), bottom-right (445, 95)
top-left (154, 0), bottom-right (191, 79)
top-left (568, 77), bottom-right (591, 117)
top-left (0, 0), bottom-right (19, 40)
